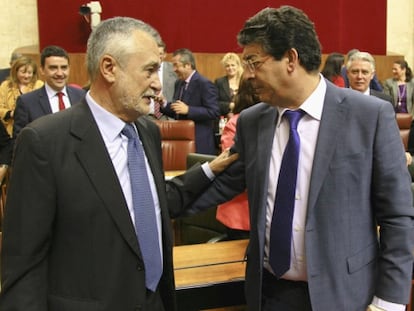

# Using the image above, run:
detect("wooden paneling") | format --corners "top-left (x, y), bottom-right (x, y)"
top-left (18, 49), bottom-right (403, 88)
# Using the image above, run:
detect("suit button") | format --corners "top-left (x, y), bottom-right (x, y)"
top-left (136, 263), bottom-right (143, 271)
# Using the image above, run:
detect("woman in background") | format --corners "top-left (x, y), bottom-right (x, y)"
top-left (383, 59), bottom-right (414, 115)
top-left (216, 77), bottom-right (259, 240)
top-left (0, 56), bottom-right (43, 135)
top-left (321, 52), bottom-right (345, 87)
top-left (214, 52), bottom-right (244, 118)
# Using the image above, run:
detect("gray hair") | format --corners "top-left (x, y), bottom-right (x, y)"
top-left (172, 48), bottom-right (196, 69)
top-left (346, 51), bottom-right (376, 72)
top-left (86, 17), bottom-right (161, 81)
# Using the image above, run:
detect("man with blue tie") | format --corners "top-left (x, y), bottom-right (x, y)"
top-left (184, 5), bottom-right (414, 311)
top-left (0, 17), bottom-right (237, 311)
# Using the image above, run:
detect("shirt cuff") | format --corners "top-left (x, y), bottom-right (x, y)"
top-left (371, 296), bottom-right (405, 311)
top-left (201, 162), bottom-right (215, 181)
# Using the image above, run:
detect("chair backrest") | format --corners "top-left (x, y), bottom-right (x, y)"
top-left (396, 113), bottom-right (412, 150)
top-left (173, 153), bottom-right (228, 245)
top-left (153, 120), bottom-right (196, 171)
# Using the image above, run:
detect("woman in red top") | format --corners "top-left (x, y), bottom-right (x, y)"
top-left (321, 52), bottom-right (345, 87)
top-left (217, 77), bottom-right (259, 240)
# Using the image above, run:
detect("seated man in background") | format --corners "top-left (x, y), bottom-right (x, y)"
top-left (346, 51), bottom-right (392, 103)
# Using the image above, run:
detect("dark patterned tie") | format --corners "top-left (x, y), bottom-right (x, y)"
top-left (269, 109), bottom-right (305, 278)
top-left (122, 123), bottom-right (162, 291)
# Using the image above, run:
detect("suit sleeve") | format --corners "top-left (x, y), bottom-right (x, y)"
top-left (372, 101), bottom-right (414, 302)
top-left (215, 78), bottom-right (231, 115)
top-left (0, 121), bottom-right (12, 165)
top-left (382, 80), bottom-right (393, 100)
top-left (13, 96), bottom-right (29, 138)
top-left (0, 126), bottom-right (55, 310)
top-left (187, 79), bottom-right (220, 121)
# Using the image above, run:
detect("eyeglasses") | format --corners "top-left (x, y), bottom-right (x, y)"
top-left (242, 56), bottom-right (270, 73)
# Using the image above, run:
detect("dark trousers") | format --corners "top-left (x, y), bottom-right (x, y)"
top-left (262, 269), bottom-right (312, 311)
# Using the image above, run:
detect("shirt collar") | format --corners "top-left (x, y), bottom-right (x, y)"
top-left (185, 70), bottom-right (196, 84)
top-left (350, 87), bottom-right (370, 96)
top-left (276, 74), bottom-right (326, 125)
top-left (45, 83), bottom-right (67, 99)
top-left (85, 91), bottom-right (126, 143)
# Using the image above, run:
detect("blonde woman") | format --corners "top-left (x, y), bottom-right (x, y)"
top-left (214, 52), bottom-right (243, 118)
top-left (0, 56), bottom-right (44, 135)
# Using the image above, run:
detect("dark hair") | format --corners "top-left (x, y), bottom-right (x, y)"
top-left (321, 52), bottom-right (344, 82)
top-left (233, 78), bottom-right (259, 114)
top-left (172, 48), bottom-right (196, 69)
top-left (40, 45), bottom-right (69, 67)
top-left (237, 6), bottom-right (321, 72)
top-left (394, 60), bottom-right (413, 82)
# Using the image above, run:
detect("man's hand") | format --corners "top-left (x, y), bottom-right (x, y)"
top-left (171, 100), bottom-right (189, 115)
top-left (405, 152), bottom-right (412, 166)
top-left (208, 148), bottom-right (238, 175)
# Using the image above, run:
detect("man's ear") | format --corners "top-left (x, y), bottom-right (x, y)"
top-left (100, 55), bottom-right (117, 83)
top-left (286, 48), bottom-right (299, 73)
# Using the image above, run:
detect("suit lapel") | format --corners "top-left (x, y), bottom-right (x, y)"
top-left (407, 82), bottom-right (413, 112)
top-left (182, 72), bottom-right (198, 101)
top-left (39, 87), bottom-right (53, 115)
top-left (256, 105), bottom-right (278, 242)
top-left (224, 77), bottom-right (232, 100)
top-left (135, 118), bottom-right (165, 194)
top-left (307, 84), bottom-right (347, 213)
top-left (71, 102), bottom-right (141, 257)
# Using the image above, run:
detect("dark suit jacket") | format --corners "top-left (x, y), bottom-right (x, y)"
top-left (0, 121), bottom-right (12, 165)
top-left (188, 82), bottom-right (414, 310)
top-left (12, 85), bottom-right (86, 138)
top-left (162, 71), bottom-right (219, 154)
top-left (0, 68), bottom-right (10, 84)
top-left (370, 89), bottom-right (392, 103)
top-left (214, 76), bottom-right (233, 115)
top-left (0, 101), bottom-right (212, 310)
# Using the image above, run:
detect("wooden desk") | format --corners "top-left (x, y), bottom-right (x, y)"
top-left (173, 239), bottom-right (248, 310)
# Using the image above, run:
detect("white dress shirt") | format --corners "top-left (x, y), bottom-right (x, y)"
top-left (85, 92), bottom-right (163, 264)
top-left (264, 76), bottom-right (325, 281)
top-left (44, 83), bottom-right (70, 112)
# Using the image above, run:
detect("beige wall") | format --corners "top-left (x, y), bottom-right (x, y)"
top-left (387, 0), bottom-right (414, 68)
top-left (0, 0), bottom-right (412, 69)
top-left (0, 0), bottom-right (38, 68)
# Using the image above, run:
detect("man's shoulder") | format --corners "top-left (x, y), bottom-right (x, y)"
top-left (214, 76), bottom-right (227, 84)
top-left (192, 71), bottom-right (211, 83)
top-left (67, 85), bottom-right (87, 96)
top-left (370, 89), bottom-right (392, 103)
top-left (19, 86), bottom-right (46, 102)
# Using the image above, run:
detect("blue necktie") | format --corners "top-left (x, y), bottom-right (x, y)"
top-left (269, 109), bottom-right (304, 278)
top-left (122, 123), bottom-right (162, 292)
